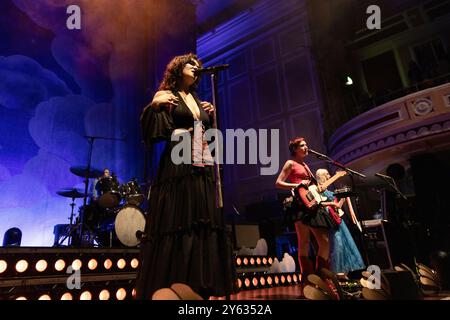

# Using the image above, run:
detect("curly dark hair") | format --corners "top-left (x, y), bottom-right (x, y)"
top-left (158, 53), bottom-right (203, 92)
top-left (288, 137), bottom-right (306, 156)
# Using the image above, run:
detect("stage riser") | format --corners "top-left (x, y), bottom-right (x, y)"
top-left (0, 247), bottom-right (139, 300)
top-left (0, 249), bottom-right (298, 299)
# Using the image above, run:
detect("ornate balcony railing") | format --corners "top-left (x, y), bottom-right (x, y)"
top-left (329, 82), bottom-right (450, 165)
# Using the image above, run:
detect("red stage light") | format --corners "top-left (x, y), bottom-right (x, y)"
top-left (259, 276), bottom-right (266, 286)
top-left (287, 274), bottom-right (292, 283)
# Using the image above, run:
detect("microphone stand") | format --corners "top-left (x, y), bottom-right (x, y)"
top-left (308, 149), bottom-right (366, 178)
top-left (374, 175), bottom-right (417, 269)
top-left (309, 149), bottom-right (370, 266)
top-left (375, 174), bottom-right (407, 201)
top-left (209, 72), bottom-right (224, 208)
top-left (206, 68), bottom-right (229, 301)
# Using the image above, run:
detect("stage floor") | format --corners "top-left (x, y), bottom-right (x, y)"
top-left (227, 286), bottom-right (304, 300)
top-left (211, 285), bottom-right (450, 300)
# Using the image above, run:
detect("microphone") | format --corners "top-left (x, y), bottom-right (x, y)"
top-left (308, 148), bottom-right (328, 158)
top-left (136, 230), bottom-right (147, 241)
top-left (194, 64), bottom-right (229, 75)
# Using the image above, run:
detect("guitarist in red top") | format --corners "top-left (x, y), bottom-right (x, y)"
top-left (276, 137), bottom-right (346, 288)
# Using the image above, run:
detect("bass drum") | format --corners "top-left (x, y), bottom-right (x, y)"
top-left (114, 205), bottom-right (146, 247)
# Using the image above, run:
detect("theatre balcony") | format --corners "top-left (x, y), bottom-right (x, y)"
top-left (328, 81), bottom-right (450, 176)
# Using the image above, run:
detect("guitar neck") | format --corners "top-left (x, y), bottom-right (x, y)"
top-left (320, 173), bottom-right (343, 190)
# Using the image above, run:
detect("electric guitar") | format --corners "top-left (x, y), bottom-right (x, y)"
top-left (293, 171), bottom-right (347, 210)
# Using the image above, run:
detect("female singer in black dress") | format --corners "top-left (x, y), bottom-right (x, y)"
top-left (136, 53), bottom-right (235, 299)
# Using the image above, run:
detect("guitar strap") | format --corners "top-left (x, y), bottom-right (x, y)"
top-left (300, 162), bottom-right (317, 183)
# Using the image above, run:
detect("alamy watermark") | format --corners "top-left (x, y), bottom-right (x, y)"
top-left (65, 4), bottom-right (382, 32)
top-left (66, 5), bottom-right (81, 30)
top-left (66, 265), bottom-right (81, 290)
top-left (171, 121), bottom-right (279, 175)
top-left (366, 5), bottom-right (381, 30)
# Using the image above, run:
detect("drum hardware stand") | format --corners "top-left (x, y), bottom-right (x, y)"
top-left (76, 135), bottom-right (126, 247)
top-left (69, 197), bottom-right (76, 225)
top-left (55, 196), bottom-right (78, 246)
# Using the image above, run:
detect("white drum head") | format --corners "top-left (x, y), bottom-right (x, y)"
top-left (114, 206), bottom-right (146, 247)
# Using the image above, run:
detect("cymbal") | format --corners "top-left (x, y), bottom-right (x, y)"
top-left (70, 165), bottom-right (103, 178)
top-left (56, 188), bottom-right (89, 198)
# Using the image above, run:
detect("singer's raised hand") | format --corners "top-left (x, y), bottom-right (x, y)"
top-left (151, 90), bottom-right (179, 112)
top-left (201, 101), bottom-right (215, 115)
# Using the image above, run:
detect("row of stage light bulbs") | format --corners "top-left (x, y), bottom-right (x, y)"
top-left (0, 257), bottom-right (139, 274)
top-left (237, 272), bottom-right (301, 290)
top-left (235, 256), bottom-right (274, 267)
top-left (15, 288), bottom-right (134, 300)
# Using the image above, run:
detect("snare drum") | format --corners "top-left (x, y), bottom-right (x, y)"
top-left (96, 176), bottom-right (121, 208)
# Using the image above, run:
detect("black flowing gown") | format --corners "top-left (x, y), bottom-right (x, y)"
top-left (135, 92), bottom-right (236, 299)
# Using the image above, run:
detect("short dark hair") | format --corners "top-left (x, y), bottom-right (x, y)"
top-left (288, 137), bottom-right (305, 156)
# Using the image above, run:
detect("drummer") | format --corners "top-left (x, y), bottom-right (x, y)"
top-left (91, 168), bottom-right (111, 201)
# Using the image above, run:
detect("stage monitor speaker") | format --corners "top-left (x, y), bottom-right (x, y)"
top-left (234, 224), bottom-right (260, 249)
top-left (381, 270), bottom-right (421, 299)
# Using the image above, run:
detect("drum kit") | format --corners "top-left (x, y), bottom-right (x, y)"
top-left (55, 165), bottom-right (147, 248)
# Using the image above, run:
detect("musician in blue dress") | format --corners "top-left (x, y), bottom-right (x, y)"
top-left (316, 169), bottom-right (365, 274)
